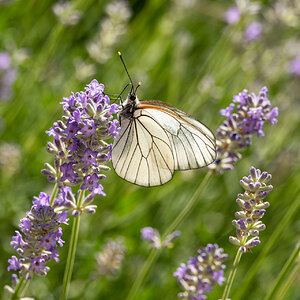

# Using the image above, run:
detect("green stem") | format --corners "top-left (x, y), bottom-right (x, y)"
top-left (126, 249), bottom-right (159, 300)
top-left (265, 243), bottom-right (300, 300)
top-left (163, 171), bottom-right (212, 239)
top-left (11, 277), bottom-right (26, 300)
top-left (60, 190), bottom-right (85, 300)
top-left (233, 193), bottom-right (300, 299)
top-left (221, 249), bottom-right (243, 300)
top-left (126, 172), bottom-right (212, 300)
top-left (276, 263), bottom-right (299, 300)
top-left (50, 182), bottom-right (59, 206)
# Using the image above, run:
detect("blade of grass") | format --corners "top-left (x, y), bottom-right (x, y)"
top-left (265, 243), bottom-right (300, 300)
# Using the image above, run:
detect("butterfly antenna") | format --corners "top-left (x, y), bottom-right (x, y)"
top-left (118, 51), bottom-right (134, 93)
top-left (135, 82), bottom-right (141, 94)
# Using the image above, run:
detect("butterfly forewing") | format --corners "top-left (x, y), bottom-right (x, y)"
top-left (112, 109), bottom-right (174, 186)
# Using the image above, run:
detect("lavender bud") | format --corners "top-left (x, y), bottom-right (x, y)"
top-left (72, 210), bottom-right (80, 217)
top-left (240, 180), bottom-right (249, 190)
top-left (47, 175), bottom-right (56, 182)
top-left (249, 229), bottom-right (259, 236)
top-left (245, 237), bottom-right (261, 248)
top-left (86, 102), bottom-right (96, 116)
top-left (83, 205), bottom-right (97, 214)
top-left (229, 236), bottom-right (241, 246)
top-left (256, 202), bottom-right (270, 209)
top-left (47, 142), bottom-right (58, 155)
top-left (230, 167), bottom-right (272, 252)
top-left (250, 166), bottom-right (257, 181)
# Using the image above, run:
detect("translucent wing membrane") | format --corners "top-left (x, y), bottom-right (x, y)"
top-left (111, 100), bottom-right (216, 187)
top-left (139, 101), bottom-right (216, 170)
top-left (112, 110), bottom-right (174, 186)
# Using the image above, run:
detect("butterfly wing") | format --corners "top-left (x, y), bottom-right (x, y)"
top-left (138, 100), bottom-right (216, 171)
top-left (111, 109), bottom-right (175, 187)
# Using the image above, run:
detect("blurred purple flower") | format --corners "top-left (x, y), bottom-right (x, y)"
top-left (0, 52), bottom-right (17, 101)
top-left (174, 244), bottom-right (228, 299)
top-left (289, 57), bottom-right (300, 76)
top-left (229, 167), bottom-right (272, 253)
top-left (141, 227), bottom-right (181, 249)
top-left (141, 227), bottom-right (161, 249)
top-left (225, 7), bottom-right (241, 24)
top-left (245, 21), bottom-right (263, 41)
top-left (209, 87), bottom-right (278, 173)
top-left (0, 52), bottom-right (11, 70)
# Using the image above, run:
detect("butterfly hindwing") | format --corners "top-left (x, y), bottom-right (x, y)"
top-left (139, 100), bottom-right (216, 171)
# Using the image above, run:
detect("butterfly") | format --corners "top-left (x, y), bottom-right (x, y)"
top-left (111, 52), bottom-right (216, 187)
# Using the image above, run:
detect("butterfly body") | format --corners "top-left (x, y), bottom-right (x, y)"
top-left (111, 93), bottom-right (216, 187)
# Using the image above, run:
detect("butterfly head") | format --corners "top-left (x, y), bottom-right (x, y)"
top-left (124, 92), bottom-right (139, 107)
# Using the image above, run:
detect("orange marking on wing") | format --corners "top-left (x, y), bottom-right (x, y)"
top-left (138, 104), bottom-right (199, 130)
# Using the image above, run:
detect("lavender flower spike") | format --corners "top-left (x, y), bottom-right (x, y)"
top-left (7, 193), bottom-right (68, 283)
top-left (43, 79), bottom-right (120, 213)
top-left (229, 166), bottom-right (273, 253)
top-left (174, 244), bottom-right (228, 299)
top-left (209, 87), bottom-right (278, 174)
top-left (96, 237), bottom-right (126, 276)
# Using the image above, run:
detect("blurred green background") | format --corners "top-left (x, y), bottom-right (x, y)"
top-left (0, 0), bottom-right (299, 299)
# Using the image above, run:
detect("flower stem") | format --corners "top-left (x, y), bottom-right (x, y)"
top-left (50, 182), bottom-right (59, 206)
top-left (163, 171), bottom-right (212, 239)
top-left (126, 172), bottom-right (212, 300)
top-left (11, 276), bottom-right (25, 300)
top-left (126, 249), bottom-right (159, 300)
top-left (221, 249), bottom-right (243, 300)
top-left (265, 243), bottom-right (300, 300)
top-left (60, 190), bottom-right (85, 300)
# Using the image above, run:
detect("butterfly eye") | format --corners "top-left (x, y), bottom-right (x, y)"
top-left (129, 94), bottom-right (136, 101)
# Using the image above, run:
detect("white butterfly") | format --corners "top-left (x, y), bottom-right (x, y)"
top-left (111, 53), bottom-right (216, 187)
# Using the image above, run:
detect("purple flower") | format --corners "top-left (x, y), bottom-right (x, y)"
top-left (245, 21), bottom-right (263, 41)
top-left (0, 52), bottom-right (17, 101)
top-left (43, 79), bottom-right (120, 200)
top-left (7, 256), bottom-right (21, 272)
top-left (81, 173), bottom-right (100, 192)
top-left (8, 193), bottom-right (67, 279)
top-left (81, 119), bottom-right (96, 137)
top-left (86, 79), bottom-right (104, 97)
top-left (209, 87), bottom-right (278, 174)
top-left (0, 52), bottom-right (11, 70)
top-left (109, 119), bottom-right (121, 138)
top-left (141, 227), bottom-right (161, 249)
top-left (225, 7), bottom-right (241, 24)
top-left (10, 231), bottom-right (26, 250)
top-left (141, 227), bottom-right (181, 249)
top-left (229, 167), bottom-right (272, 252)
top-left (60, 162), bottom-right (78, 183)
top-left (174, 244), bottom-right (228, 299)
top-left (64, 119), bottom-right (79, 140)
top-left (289, 57), bottom-right (300, 76)
top-left (82, 148), bottom-right (98, 167)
